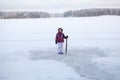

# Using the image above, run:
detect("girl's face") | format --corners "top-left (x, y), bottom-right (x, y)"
top-left (58, 29), bottom-right (62, 32)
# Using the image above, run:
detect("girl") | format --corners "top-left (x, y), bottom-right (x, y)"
top-left (55, 28), bottom-right (68, 54)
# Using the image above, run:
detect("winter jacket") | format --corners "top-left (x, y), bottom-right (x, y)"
top-left (55, 32), bottom-right (67, 43)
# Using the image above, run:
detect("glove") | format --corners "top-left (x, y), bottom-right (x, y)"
top-left (55, 40), bottom-right (57, 44)
top-left (66, 35), bottom-right (68, 38)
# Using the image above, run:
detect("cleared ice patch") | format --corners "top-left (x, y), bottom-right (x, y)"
top-left (0, 60), bottom-right (84, 80)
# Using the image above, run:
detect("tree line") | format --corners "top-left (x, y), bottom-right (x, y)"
top-left (0, 8), bottom-right (120, 19)
top-left (0, 12), bottom-right (50, 19)
top-left (64, 8), bottom-right (120, 17)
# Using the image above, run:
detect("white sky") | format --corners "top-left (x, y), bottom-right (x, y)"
top-left (0, 0), bottom-right (120, 12)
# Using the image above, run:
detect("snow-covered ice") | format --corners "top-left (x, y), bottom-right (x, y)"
top-left (0, 16), bottom-right (120, 80)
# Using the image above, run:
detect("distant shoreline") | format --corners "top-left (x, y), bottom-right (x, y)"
top-left (0, 8), bottom-right (120, 19)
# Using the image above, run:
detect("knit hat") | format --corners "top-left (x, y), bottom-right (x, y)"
top-left (58, 28), bottom-right (63, 32)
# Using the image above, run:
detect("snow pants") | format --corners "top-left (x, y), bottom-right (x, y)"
top-left (57, 42), bottom-right (63, 54)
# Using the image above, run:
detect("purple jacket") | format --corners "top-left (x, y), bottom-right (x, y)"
top-left (55, 32), bottom-right (66, 43)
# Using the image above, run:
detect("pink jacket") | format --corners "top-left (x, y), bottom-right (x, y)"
top-left (55, 32), bottom-right (66, 43)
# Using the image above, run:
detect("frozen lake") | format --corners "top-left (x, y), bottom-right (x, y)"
top-left (0, 16), bottom-right (120, 54)
top-left (0, 16), bottom-right (120, 80)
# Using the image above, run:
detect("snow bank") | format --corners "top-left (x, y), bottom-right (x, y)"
top-left (92, 57), bottom-right (120, 66)
top-left (92, 57), bottom-right (120, 80)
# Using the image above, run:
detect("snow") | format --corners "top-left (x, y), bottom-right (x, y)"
top-left (0, 16), bottom-right (120, 80)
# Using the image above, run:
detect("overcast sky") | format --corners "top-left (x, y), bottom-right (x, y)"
top-left (0, 0), bottom-right (120, 12)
